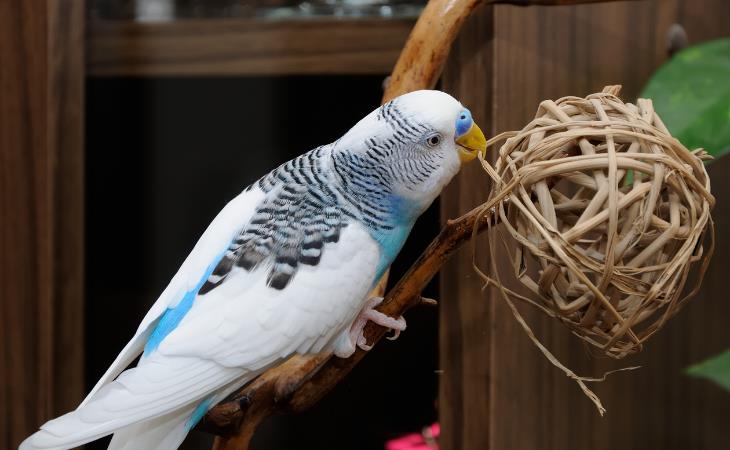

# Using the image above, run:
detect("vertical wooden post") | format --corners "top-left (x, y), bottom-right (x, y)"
top-left (439, 1), bottom-right (730, 449)
top-left (0, 1), bottom-right (85, 447)
top-left (438, 7), bottom-right (495, 450)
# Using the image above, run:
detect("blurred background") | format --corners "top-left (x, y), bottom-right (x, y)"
top-left (1, 1), bottom-right (729, 450)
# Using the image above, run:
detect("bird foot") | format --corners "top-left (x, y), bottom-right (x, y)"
top-left (333, 297), bottom-right (406, 358)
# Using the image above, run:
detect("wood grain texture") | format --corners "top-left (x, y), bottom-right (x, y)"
top-left (382, 0), bottom-right (637, 100)
top-left (0, 0), bottom-right (85, 447)
top-left (438, 8), bottom-right (495, 450)
top-left (88, 18), bottom-right (415, 76)
top-left (439, 1), bottom-right (730, 449)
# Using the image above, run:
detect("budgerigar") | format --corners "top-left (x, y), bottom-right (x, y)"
top-left (20, 90), bottom-right (487, 450)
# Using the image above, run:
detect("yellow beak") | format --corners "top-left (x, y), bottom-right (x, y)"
top-left (455, 122), bottom-right (487, 163)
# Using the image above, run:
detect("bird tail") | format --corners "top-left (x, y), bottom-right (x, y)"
top-left (18, 402), bottom-right (199, 450)
top-left (18, 365), bottom-right (252, 450)
top-left (106, 404), bottom-right (197, 450)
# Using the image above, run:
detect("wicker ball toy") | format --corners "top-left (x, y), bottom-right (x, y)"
top-left (482, 86), bottom-right (714, 359)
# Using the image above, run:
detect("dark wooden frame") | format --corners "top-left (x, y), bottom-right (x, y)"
top-left (88, 18), bottom-right (415, 76)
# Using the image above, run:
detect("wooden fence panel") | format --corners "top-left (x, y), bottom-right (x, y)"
top-left (0, 1), bottom-right (85, 447)
top-left (440, 1), bottom-right (730, 449)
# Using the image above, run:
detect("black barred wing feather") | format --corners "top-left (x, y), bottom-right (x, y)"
top-left (199, 147), bottom-right (349, 294)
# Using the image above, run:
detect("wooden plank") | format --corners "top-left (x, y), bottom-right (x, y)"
top-left (440, 1), bottom-right (730, 449)
top-left (438, 7), bottom-right (495, 450)
top-left (49, 0), bottom-right (86, 418)
top-left (0, 0), bottom-right (85, 447)
top-left (87, 18), bottom-right (415, 76)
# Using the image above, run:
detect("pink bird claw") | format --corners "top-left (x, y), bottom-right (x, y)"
top-left (386, 316), bottom-right (406, 340)
top-left (335, 297), bottom-right (407, 358)
top-left (358, 341), bottom-right (373, 352)
top-left (357, 333), bottom-right (372, 351)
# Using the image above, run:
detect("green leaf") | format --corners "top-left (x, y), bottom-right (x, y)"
top-left (686, 348), bottom-right (730, 392)
top-left (640, 38), bottom-right (730, 160)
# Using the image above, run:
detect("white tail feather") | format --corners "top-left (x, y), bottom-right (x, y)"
top-left (18, 404), bottom-right (196, 450)
top-left (19, 369), bottom-right (257, 450)
top-left (107, 405), bottom-right (195, 450)
top-left (81, 328), bottom-right (152, 408)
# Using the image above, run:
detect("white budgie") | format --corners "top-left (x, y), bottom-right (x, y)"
top-left (20, 90), bottom-right (486, 450)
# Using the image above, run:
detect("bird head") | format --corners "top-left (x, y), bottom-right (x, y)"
top-left (333, 90), bottom-right (487, 219)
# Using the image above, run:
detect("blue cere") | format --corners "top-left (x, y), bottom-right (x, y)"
top-left (455, 108), bottom-right (473, 137)
top-left (143, 250), bottom-right (227, 356)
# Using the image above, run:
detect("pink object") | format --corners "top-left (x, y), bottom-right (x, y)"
top-left (385, 423), bottom-right (440, 450)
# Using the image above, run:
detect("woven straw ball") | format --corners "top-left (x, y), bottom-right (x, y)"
top-left (484, 86), bottom-right (714, 359)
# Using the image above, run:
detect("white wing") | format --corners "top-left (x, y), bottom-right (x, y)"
top-left (81, 186), bottom-right (265, 405)
top-left (156, 220), bottom-right (380, 367)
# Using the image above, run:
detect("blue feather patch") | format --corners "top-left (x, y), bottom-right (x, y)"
top-left (186, 396), bottom-right (213, 430)
top-left (387, 194), bottom-right (423, 223)
top-left (369, 194), bottom-right (419, 283)
top-left (143, 251), bottom-right (226, 356)
top-left (372, 222), bottom-right (414, 283)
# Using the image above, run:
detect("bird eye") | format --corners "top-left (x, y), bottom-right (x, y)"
top-left (426, 134), bottom-right (441, 147)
